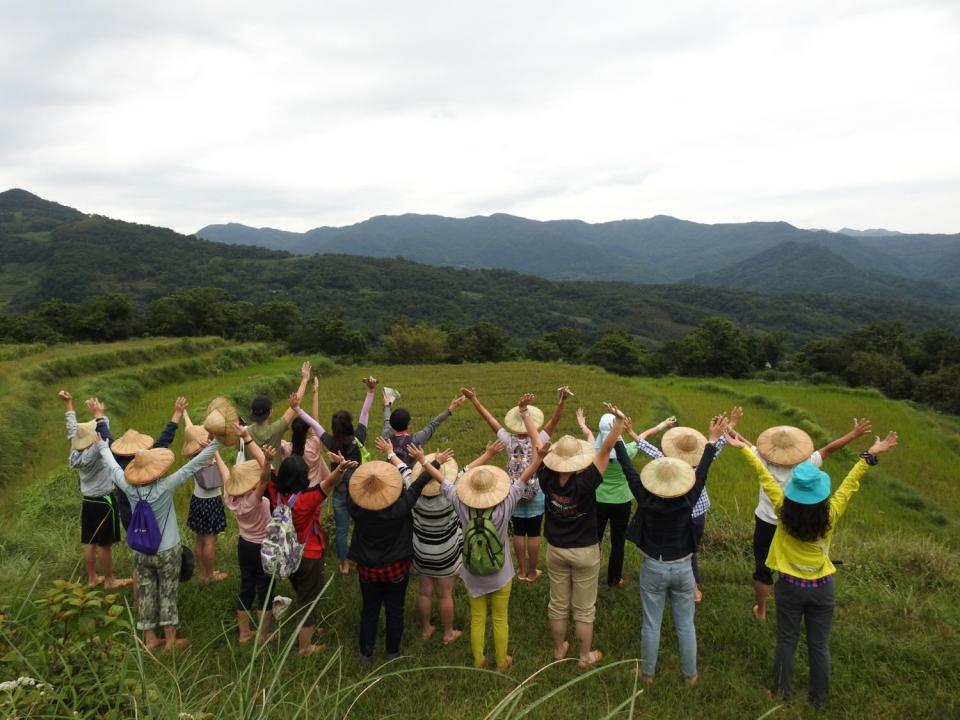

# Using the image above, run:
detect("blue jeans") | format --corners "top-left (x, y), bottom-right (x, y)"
top-left (332, 487), bottom-right (350, 561)
top-left (639, 556), bottom-right (697, 678)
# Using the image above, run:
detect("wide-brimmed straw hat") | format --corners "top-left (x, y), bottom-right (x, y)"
top-left (456, 465), bottom-right (512, 509)
top-left (225, 459), bottom-right (262, 497)
top-left (71, 420), bottom-right (98, 451)
top-left (503, 405), bottom-right (544, 435)
top-left (181, 425), bottom-right (210, 457)
top-left (123, 448), bottom-right (176, 486)
top-left (349, 460), bottom-right (403, 511)
top-left (757, 426), bottom-right (814, 467)
top-left (204, 397), bottom-right (240, 446)
top-left (413, 453), bottom-right (459, 497)
top-left (542, 435), bottom-right (595, 473)
top-left (111, 429), bottom-right (154, 457)
top-left (640, 457), bottom-right (696, 498)
top-left (662, 427), bottom-right (708, 467)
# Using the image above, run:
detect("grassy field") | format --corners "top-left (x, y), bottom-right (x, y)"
top-left (1, 343), bottom-right (958, 719)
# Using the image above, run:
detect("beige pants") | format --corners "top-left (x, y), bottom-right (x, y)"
top-left (546, 544), bottom-right (601, 623)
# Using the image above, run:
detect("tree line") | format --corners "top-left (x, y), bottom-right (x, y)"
top-left (1, 287), bottom-right (957, 414)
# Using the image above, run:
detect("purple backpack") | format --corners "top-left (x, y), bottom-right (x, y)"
top-left (127, 489), bottom-right (162, 555)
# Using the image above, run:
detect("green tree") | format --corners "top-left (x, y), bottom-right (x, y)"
top-left (584, 330), bottom-right (646, 376)
top-left (525, 338), bottom-right (562, 361)
top-left (544, 327), bottom-right (583, 362)
top-left (845, 351), bottom-right (915, 399)
top-left (382, 321), bottom-right (448, 364)
top-left (253, 301), bottom-right (302, 341)
top-left (679, 317), bottom-right (752, 378)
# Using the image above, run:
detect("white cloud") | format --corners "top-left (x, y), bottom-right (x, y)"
top-left (0, 0), bottom-right (958, 234)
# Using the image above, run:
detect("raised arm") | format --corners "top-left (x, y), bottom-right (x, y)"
top-left (520, 441), bottom-right (551, 484)
top-left (543, 386), bottom-right (572, 436)
top-left (160, 439), bottom-right (222, 492)
top-left (576, 407), bottom-right (595, 444)
top-left (411, 395), bottom-right (463, 446)
top-left (311, 376), bottom-right (320, 424)
top-left (594, 403), bottom-right (625, 474)
top-left (359, 376), bottom-right (377, 427)
top-left (320, 459), bottom-right (359, 496)
top-left (728, 431), bottom-right (784, 513)
top-left (638, 416), bottom-right (676, 441)
top-left (831, 431), bottom-right (897, 521)
top-left (465, 440), bottom-right (504, 472)
top-left (259, 445), bottom-right (276, 490)
top-left (95, 436), bottom-right (127, 488)
top-left (818, 417), bottom-right (873, 461)
top-left (282, 361), bottom-right (312, 425)
top-left (237, 424), bottom-right (266, 467)
top-left (291, 392), bottom-right (326, 437)
top-left (155, 396), bottom-right (187, 448)
top-left (60, 391), bottom-right (76, 438)
top-left (459, 388), bottom-right (502, 433)
top-left (521, 402), bottom-right (542, 450)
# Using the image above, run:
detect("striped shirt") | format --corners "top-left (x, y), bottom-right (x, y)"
top-left (412, 494), bottom-right (463, 576)
top-left (635, 436), bottom-right (727, 518)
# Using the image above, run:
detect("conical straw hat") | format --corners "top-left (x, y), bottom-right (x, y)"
top-left (640, 457), bottom-right (696, 498)
top-left (71, 420), bottom-right (98, 451)
top-left (204, 397), bottom-right (240, 446)
top-left (503, 405), bottom-right (544, 435)
top-left (456, 465), bottom-right (512, 509)
top-left (542, 434), bottom-right (595, 473)
top-left (181, 425), bottom-right (210, 458)
top-left (756, 426), bottom-right (814, 467)
top-left (349, 460), bottom-right (403, 511)
top-left (661, 427), bottom-right (708, 467)
top-left (413, 453), bottom-right (459, 497)
top-left (111, 429), bottom-right (155, 457)
top-left (123, 448), bottom-right (176, 486)
top-left (225, 459), bottom-right (262, 497)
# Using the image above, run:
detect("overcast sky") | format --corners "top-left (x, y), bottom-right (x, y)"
top-left (2, 0), bottom-right (959, 234)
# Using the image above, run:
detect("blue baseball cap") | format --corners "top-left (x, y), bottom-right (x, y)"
top-left (784, 462), bottom-right (831, 505)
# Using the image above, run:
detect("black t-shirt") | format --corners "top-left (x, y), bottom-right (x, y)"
top-left (539, 463), bottom-right (604, 548)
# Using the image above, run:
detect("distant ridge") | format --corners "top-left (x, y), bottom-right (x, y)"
top-left (197, 212), bottom-right (960, 290)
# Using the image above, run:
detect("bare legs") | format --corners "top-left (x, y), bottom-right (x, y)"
top-left (195, 534), bottom-right (227, 583)
top-left (238, 610), bottom-right (273, 643)
top-left (512, 535), bottom-right (542, 581)
top-left (418, 575), bottom-right (461, 643)
top-left (754, 580), bottom-right (771, 621)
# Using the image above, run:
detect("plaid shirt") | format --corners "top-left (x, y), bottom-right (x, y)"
top-left (357, 558), bottom-right (413, 583)
top-left (780, 572), bottom-right (833, 588)
top-left (634, 436), bottom-right (727, 518)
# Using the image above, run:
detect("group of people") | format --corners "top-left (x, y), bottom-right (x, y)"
top-left (62, 361), bottom-right (899, 707)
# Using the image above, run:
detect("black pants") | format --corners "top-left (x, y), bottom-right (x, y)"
top-left (359, 572), bottom-right (411, 658)
top-left (237, 537), bottom-right (275, 612)
top-left (596, 501), bottom-right (631, 586)
top-left (690, 514), bottom-right (706, 584)
top-left (753, 516), bottom-right (778, 585)
top-left (773, 578), bottom-right (836, 706)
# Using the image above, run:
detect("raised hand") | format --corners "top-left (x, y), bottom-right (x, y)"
top-left (485, 439), bottom-right (506, 456)
top-left (408, 443), bottom-right (426, 464)
top-left (558, 385), bottom-right (574, 400)
top-left (288, 392), bottom-right (301, 410)
top-left (448, 395), bottom-right (466, 413)
top-left (535, 441), bottom-right (552, 459)
top-left (576, 407), bottom-right (588, 427)
top-left (708, 414), bottom-right (727, 442)
top-left (868, 431), bottom-right (898, 455)
top-left (624, 416), bottom-right (635, 434)
top-left (362, 375), bottom-right (378, 390)
top-left (300, 361), bottom-right (312, 381)
top-left (262, 444), bottom-right (277, 463)
top-left (852, 417), bottom-right (873, 437)
top-left (459, 387), bottom-right (477, 400)
top-left (327, 450), bottom-right (347, 466)
top-left (375, 435), bottom-right (394, 456)
top-left (338, 460), bottom-right (359, 472)
top-left (602, 402), bottom-right (625, 420)
top-left (728, 406), bottom-right (743, 428)
top-left (85, 397), bottom-right (105, 418)
top-left (313, 376), bottom-right (320, 394)
top-left (435, 447), bottom-right (455, 465)
top-left (58, 390), bottom-right (72, 402)
top-left (723, 428), bottom-right (747, 448)
top-left (518, 393), bottom-right (535, 411)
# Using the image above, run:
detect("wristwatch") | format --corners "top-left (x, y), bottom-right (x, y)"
top-left (859, 450), bottom-right (878, 466)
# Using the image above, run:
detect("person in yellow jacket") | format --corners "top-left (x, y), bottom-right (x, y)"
top-left (725, 428), bottom-right (898, 708)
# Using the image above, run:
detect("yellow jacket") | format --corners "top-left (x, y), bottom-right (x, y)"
top-left (741, 447), bottom-right (868, 580)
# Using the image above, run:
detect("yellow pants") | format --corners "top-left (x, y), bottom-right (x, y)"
top-left (468, 580), bottom-right (512, 667)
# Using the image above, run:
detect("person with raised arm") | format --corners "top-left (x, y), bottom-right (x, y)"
top-left (347, 436), bottom-right (435, 664)
top-left (460, 387), bottom-right (570, 582)
top-left (741, 417), bottom-right (873, 621)
top-left (726, 427), bottom-right (898, 708)
top-left (223, 430), bottom-right (274, 644)
top-left (626, 406), bottom-right (743, 603)
top-left (381, 388), bottom-right (465, 466)
top-left (531, 402), bottom-right (620, 668)
top-left (60, 391), bottom-right (131, 589)
top-left (418, 439), bottom-right (543, 671)
top-left (292, 375), bottom-right (376, 574)
top-left (247, 361), bottom-right (312, 470)
top-left (612, 411), bottom-right (727, 686)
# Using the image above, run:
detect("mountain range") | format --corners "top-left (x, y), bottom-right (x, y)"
top-left (2, 188), bottom-right (959, 347)
top-left (197, 213), bottom-right (960, 305)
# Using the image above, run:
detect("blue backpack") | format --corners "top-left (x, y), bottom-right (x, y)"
top-left (127, 488), bottom-right (162, 555)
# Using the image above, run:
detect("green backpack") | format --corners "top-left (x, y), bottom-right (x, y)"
top-left (353, 437), bottom-right (371, 464)
top-left (463, 508), bottom-right (505, 576)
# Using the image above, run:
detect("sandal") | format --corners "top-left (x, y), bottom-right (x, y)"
top-left (578, 650), bottom-right (604, 669)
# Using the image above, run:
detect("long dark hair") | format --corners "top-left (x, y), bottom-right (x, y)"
top-left (290, 417), bottom-right (308, 457)
top-left (780, 498), bottom-right (831, 542)
top-left (331, 410), bottom-right (355, 453)
top-left (274, 456), bottom-right (309, 494)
